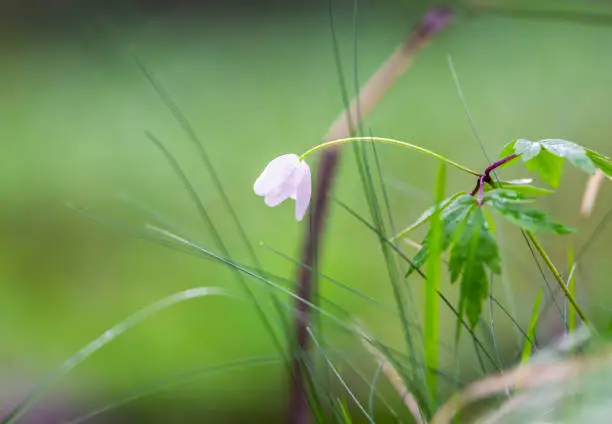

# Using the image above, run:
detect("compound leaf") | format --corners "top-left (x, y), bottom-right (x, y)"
top-left (405, 195), bottom-right (475, 278)
top-left (491, 179), bottom-right (554, 196)
top-left (487, 189), bottom-right (574, 235)
top-left (500, 138), bottom-right (600, 188)
top-left (448, 208), bottom-right (501, 328)
top-left (524, 146), bottom-right (565, 188)
top-left (392, 192), bottom-right (466, 241)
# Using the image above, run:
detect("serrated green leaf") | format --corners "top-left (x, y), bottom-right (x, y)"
top-left (540, 139), bottom-right (597, 175)
top-left (482, 208), bottom-right (497, 235)
top-left (498, 184), bottom-right (554, 196)
top-left (515, 139), bottom-right (542, 161)
top-left (586, 149), bottom-right (612, 177)
top-left (405, 195), bottom-right (476, 277)
top-left (483, 188), bottom-right (534, 204)
top-left (448, 208), bottom-right (501, 328)
top-left (489, 179), bottom-right (554, 196)
top-left (392, 192), bottom-right (466, 241)
top-left (487, 189), bottom-right (574, 235)
top-left (524, 148), bottom-right (565, 188)
top-left (499, 140), bottom-right (517, 158)
top-left (504, 138), bottom-right (599, 187)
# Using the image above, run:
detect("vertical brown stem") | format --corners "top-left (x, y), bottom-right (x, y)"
top-left (287, 7), bottom-right (454, 424)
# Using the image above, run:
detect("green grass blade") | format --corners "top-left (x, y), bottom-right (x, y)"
top-left (333, 198), bottom-right (426, 278)
top-left (307, 327), bottom-right (375, 424)
top-left (521, 288), bottom-right (542, 364)
top-left (521, 231), bottom-right (565, 321)
top-left (447, 55), bottom-right (492, 165)
top-left (357, 143), bottom-right (428, 410)
top-left (147, 225), bottom-right (376, 336)
top-left (567, 245), bottom-right (577, 333)
top-left (526, 231), bottom-right (590, 328)
top-left (1, 287), bottom-right (225, 424)
top-left (367, 363), bottom-right (384, 419)
top-left (68, 202), bottom-right (333, 326)
top-left (337, 398), bottom-right (354, 424)
top-left (335, 199), bottom-right (500, 372)
top-left (392, 192), bottom-right (466, 241)
top-left (488, 295), bottom-right (532, 345)
top-left (134, 55), bottom-right (265, 273)
top-left (323, 343), bottom-right (405, 423)
top-left (260, 243), bottom-right (392, 310)
top-left (424, 164), bottom-right (446, 405)
top-left (145, 132), bottom-right (287, 357)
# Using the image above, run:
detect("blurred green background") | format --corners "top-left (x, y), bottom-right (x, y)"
top-left (2, 0), bottom-right (612, 422)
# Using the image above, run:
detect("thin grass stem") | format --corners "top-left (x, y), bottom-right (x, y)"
top-left (526, 231), bottom-right (590, 328)
top-left (1, 288), bottom-right (225, 424)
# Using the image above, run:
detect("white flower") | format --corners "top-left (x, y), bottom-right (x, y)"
top-left (254, 154), bottom-right (312, 221)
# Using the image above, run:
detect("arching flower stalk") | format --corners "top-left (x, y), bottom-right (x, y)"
top-left (254, 136), bottom-right (478, 220)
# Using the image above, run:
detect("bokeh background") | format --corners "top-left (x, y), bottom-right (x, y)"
top-left (2, 0), bottom-right (612, 422)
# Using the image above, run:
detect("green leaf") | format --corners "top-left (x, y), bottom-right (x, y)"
top-left (487, 189), bottom-right (574, 235)
top-left (405, 195), bottom-right (476, 277)
top-left (498, 184), bottom-right (554, 196)
top-left (499, 140), bottom-right (517, 159)
top-left (407, 196), bottom-right (509, 329)
top-left (391, 191), bottom-right (466, 241)
top-left (586, 149), bottom-right (612, 177)
top-left (541, 139), bottom-right (597, 174)
top-left (448, 208), bottom-right (501, 328)
top-left (524, 148), bottom-right (565, 188)
top-left (502, 138), bottom-right (602, 187)
top-left (483, 188), bottom-right (534, 204)
top-left (514, 138), bottom-right (542, 161)
top-left (490, 179), bottom-right (555, 196)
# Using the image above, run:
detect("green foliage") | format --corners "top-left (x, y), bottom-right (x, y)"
top-left (485, 189), bottom-right (575, 234)
top-left (407, 195), bottom-right (501, 328)
top-left (407, 185), bottom-right (575, 330)
top-left (501, 138), bottom-right (600, 187)
top-left (586, 149), bottom-right (612, 177)
top-left (392, 192), bottom-right (467, 240)
top-left (406, 195), bottom-right (476, 278)
top-left (448, 207), bottom-right (501, 328)
top-left (493, 179), bottom-right (554, 196)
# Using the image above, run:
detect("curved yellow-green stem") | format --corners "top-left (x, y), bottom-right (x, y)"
top-left (299, 136), bottom-right (480, 177)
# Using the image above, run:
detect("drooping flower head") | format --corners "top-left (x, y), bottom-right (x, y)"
top-left (254, 154), bottom-right (311, 221)
top-left (253, 135), bottom-right (480, 221)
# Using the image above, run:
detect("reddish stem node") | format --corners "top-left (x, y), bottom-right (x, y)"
top-left (470, 154), bottom-right (519, 204)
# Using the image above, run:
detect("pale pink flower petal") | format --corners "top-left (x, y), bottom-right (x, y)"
top-left (254, 154), bottom-right (312, 221)
top-left (294, 162), bottom-right (311, 221)
top-left (254, 154), bottom-right (300, 196)
top-left (264, 182), bottom-right (294, 206)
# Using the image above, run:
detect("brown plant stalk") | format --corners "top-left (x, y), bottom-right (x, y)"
top-left (581, 169), bottom-right (608, 217)
top-left (288, 7), bottom-right (455, 423)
